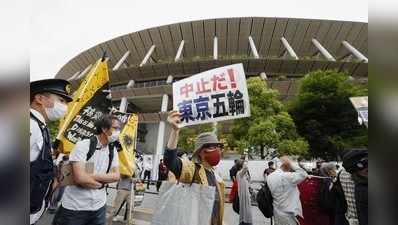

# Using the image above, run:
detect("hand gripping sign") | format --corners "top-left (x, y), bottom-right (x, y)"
top-left (172, 63), bottom-right (250, 127)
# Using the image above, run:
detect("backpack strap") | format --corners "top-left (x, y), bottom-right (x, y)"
top-left (87, 136), bottom-right (98, 161)
top-left (30, 112), bottom-right (51, 160)
top-left (106, 143), bottom-right (115, 173)
top-left (190, 163), bottom-right (201, 186)
top-left (87, 136), bottom-right (114, 173)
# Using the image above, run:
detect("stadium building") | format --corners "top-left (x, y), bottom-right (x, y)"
top-left (55, 17), bottom-right (368, 169)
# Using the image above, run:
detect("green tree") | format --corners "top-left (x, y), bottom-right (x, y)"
top-left (48, 120), bottom-right (60, 143)
top-left (288, 70), bottom-right (368, 160)
top-left (229, 77), bottom-right (308, 158)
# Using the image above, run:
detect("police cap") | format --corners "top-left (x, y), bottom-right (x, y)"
top-left (30, 79), bottom-right (73, 102)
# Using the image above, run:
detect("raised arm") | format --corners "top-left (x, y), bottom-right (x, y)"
top-left (167, 111), bottom-right (181, 149)
top-left (164, 111), bottom-right (183, 178)
top-left (280, 156), bottom-right (307, 185)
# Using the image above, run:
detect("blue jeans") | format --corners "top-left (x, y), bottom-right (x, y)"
top-left (52, 205), bottom-right (106, 225)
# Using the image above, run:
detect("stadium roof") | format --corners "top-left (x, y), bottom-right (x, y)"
top-left (55, 17), bottom-right (368, 122)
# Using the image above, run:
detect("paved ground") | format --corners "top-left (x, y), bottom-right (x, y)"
top-left (37, 184), bottom-right (271, 225)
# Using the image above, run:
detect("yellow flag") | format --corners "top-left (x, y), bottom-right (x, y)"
top-left (118, 114), bottom-right (139, 176)
top-left (57, 58), bottom-right (111, 153)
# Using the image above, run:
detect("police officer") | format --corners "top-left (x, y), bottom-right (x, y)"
top-left (30, 79), bottom-right (73, 225)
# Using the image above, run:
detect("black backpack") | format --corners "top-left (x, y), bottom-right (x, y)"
top-left (256, 181), bottom-right (273, 218)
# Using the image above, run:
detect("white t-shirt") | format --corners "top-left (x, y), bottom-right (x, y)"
top-left (61, 137), bottom-right (119, 211)
top-left (143, 161), bottom-right (152, 171)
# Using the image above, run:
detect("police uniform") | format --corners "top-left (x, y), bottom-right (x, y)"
top-left (30, 79), bottom-right (72, 225)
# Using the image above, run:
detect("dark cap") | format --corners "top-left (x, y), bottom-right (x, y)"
top-left (342, 148), bottom-right (368, 173)
top-left (30, 79), bottom-right (73, 102)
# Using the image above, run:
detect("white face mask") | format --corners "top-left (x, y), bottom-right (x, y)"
top-left (108, 130), bottom-right (120, 143)
top-left (45, 100), bottom-right (68, 121)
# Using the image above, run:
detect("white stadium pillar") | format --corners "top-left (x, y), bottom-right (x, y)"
top-left (213, 36), bottom-right (218, 60)
top-left (281, 37), bottom-right (299, 60)
top-left (211, 36), bottom-right (220, 131)
top-left (119, 80), bottom-right (134, 113)
top-left (342, 41), bottom-right (368, 63)
top-left (248, 36), bottom-right (260, 59)
top-left (249, 36), bottom-right (267, 81)
top-left (77, 64), bottom-right (93, 79)
top-left (140, 45), bottom-right (156, 67)
top-left (260, 72), bottom-right (268, 80)
top-left (312, 38), bottom-right (336, 61)
top-left (175, 40), bottom-right (185, 62)
top-left (113, 50), bottom-right (131, 71)
top-left (113, 51), bottom-right (133, 112)
top-left (68, 70), bottom-right (81, 81)
top-left (153, 93), bottom-right (170, 181)
top-left (166, 75), bottom-right (173, 84)
top-left (126, 80), bottom-right (135, 89)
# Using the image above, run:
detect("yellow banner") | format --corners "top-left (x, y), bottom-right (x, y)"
top-left (118, 114), bottom-right (139, 176)
top-left (57, 58), bottom-right (110, 153)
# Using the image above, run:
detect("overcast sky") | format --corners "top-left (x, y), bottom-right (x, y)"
top-left (29, 0), bottom-right (369, 81)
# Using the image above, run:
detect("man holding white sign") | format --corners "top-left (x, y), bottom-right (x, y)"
top-left (172, 63), bottom-right (250, 127)
top-left (153, 64), bottom-right (251, 225)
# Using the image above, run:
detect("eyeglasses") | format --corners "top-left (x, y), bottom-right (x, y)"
top-left (357, 158), bottom-right (368, 169)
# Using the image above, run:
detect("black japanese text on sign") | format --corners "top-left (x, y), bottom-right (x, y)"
top-left (172, 63), bottom-right (250, 127)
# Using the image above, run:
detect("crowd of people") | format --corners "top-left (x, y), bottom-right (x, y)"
top-left (30, 78), bottom-right (368, 225)
top-left (227, 150), bottom-right (368, 225)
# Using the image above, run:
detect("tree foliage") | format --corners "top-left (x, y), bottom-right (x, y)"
top-left (228, 77), bottom-right (308, 158)
top-left (288, 70), bottom-right (368, 160)
top-left (48, 120), bottom-right (60, 143)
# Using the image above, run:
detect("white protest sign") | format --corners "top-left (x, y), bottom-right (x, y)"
top-left (349, 96), bottom-right (368, 126)
top-left (172, 63), bottom-right (250, 127)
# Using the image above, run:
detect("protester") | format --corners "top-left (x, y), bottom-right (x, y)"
top-left (30, 79), bottom-right (73, 225)
top-left (263, 161), bottom-right (275, 181)
top-left (229, 160), bottom-right (243, 205)
top-left (230, 159), bottom-right (239, 181)
top-left (48, 155), bottom-right (69, 214)
top-left (52, 115), bottom-right (121, 225)
top-left (312, 160), bottom-right (325, 176)
top-left (156, 159), bottom-right (168, 192)
top-left (164, 111), bottom-right (225, 225)
top-left (319, 163), bottom-right (338, 223)
top-left (298, 162), bottom-right (335, 225)
top-left (237, 159), bottom-right (253, 225)
top-left (315, 161), bottom-right (350, 225)
top-left (107, 175), bottom-right (133, 225)
top-left (143, 156), bottom-right (153, 189)
top-left (340, 149), bottom-right (368, 225)
top-left (267, 155), bottom-right (308, 225)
